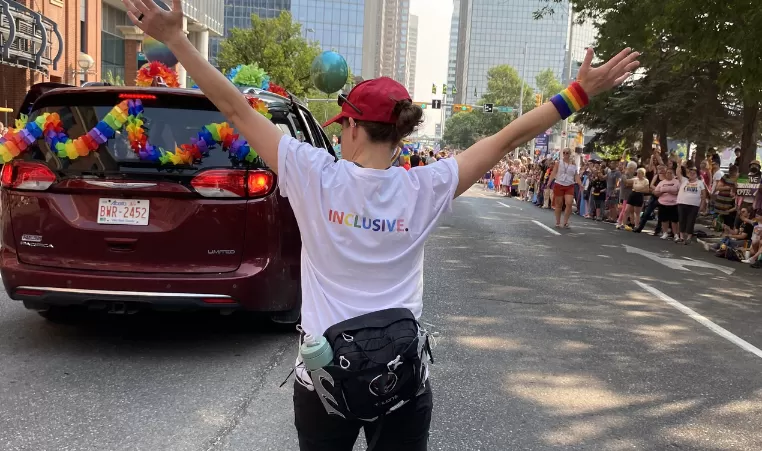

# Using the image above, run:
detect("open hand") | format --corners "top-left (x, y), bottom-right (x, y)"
top-left (123, 0), bottom-right (185, 45)
top-left (577, 48), bottom-right (640, 97)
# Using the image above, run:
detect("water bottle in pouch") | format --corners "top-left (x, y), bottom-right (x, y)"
top-left (300, 334), bottom-right (333, 371)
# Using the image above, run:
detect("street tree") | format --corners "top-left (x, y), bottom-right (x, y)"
top-left (442, 111), bottom-right (483, 149)
top-left (536, 0), bottom-right (760, 165)
top-left (306, 91), bottom-right (342, 137)
top-left (217, 11), bottom-right (321, 97)
top-left (535, 69), bottom-right (564, 105)
top-left (481, 65), bottom-right (536, 113)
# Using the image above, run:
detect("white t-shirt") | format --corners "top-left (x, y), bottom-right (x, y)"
top-left (711, 170), bottom-right (723, 193)
top-left (278, 135), bottom-right (459, 337)
top-left (677, 178), bottom-right (705, 206)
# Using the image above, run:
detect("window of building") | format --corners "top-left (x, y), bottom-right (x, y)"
top-left (101, 4), bottom-right (128, 84)
top-left (80, 0), bottom-right (87, 53)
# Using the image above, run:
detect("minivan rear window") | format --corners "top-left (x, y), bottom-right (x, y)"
top-left (25, 94), bottom-right (294, 175)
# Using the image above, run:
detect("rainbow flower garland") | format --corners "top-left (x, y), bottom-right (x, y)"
top-left (0, 102), bottom-right (130, 163)
top-left (0, 98), bottom-right (267, 165)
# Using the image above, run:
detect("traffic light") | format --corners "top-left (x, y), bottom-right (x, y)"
top-left (417, 102), bottom-right (428, 109)
top-left (534, 93), bottom-right (543, 107)
top-left (452, 104), bottom-right (472, 113)
top-left (432, 84), bottom-right (437, 94)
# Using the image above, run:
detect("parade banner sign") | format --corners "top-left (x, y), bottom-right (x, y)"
top-left (737, 174), bottom-right (761, 198)
top-left (535, 134), bottom-right (549, 149)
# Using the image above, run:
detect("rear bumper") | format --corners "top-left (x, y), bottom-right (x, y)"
top-left (13, 286), bottom-right (241, 310)
top-left (1, 249), bottom-right (300, 312)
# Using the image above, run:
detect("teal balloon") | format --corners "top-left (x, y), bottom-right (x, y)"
top-left (311, 51), bottom-right (349, 94)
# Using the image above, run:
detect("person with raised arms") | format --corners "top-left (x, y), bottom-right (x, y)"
top-left (122, 1), bottom-right (639, 449)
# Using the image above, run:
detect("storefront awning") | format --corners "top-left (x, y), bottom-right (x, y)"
top-left (0, 0), bottom-right (63, 73)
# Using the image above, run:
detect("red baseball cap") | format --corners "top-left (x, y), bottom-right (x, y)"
top-left (323, 77), bottom-right (412, 128)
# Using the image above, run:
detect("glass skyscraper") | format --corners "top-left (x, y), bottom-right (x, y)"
top-left (453, 0), bottom-right (594, 107)
top-left (291, 0), bottom-right (366, 76)
top-left (210, 0), bottom-right (290, 66)
top-left (209, 0), bottom-right (367, 77)
top-left (445, 0), bottom-right (461, 121)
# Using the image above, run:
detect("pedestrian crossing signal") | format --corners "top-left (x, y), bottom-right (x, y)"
top-left (452, 86), bottom-right (457, 95)
top-left (432, 84), bottom-right (437, 94)
top-left (535, 93), bottom-right (543, 108)
top-left (443, 84), bottom-right (448, 95)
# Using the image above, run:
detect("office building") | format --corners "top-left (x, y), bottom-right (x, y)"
top-left (210, 0), bottom-right (290, 67)
top-left (291, 0), bottom-right (367, 77)
top-left (211, 0), bottom-right (369, 79)
top-left (445, 0), bottom-right (461, 120)
top-left (452, 0), bottom-right (595, 107)
top-left (210, 0), bottom-right (412, 86)
top-left (406, 15), bottom-right (418, 99)
top-left (102, 0), bottom-right (223, 88)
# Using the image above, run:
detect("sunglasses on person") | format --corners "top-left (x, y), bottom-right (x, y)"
top-left (562, 151), bottom-right (570, 156)
top-left (338, 93), bottom-right (363, 116)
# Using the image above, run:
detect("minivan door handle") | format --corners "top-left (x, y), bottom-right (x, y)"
top-left (105, 238), bottom-right (138, 253)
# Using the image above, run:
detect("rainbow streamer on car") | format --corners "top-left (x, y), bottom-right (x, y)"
top-left (0, 99), bottom-right (266, 166)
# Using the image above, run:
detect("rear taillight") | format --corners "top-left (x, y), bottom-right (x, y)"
top-left (1, 162), bottom-right (56, 191)
top-left (191, 169), bottom-right (274, 198)
top-left (247, 170), bottom-right (275, 197)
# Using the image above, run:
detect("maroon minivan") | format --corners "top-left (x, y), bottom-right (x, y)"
top-left (0, 83), bottom-right (334, 322)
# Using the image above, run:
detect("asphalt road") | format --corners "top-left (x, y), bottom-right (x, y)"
top-left (2, 186), bottom-right (762, 451)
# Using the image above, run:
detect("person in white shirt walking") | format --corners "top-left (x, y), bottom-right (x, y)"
top-left (548, 148), bottom-right (582, 228)
top-left (122, 2), bottom-right (639, 448)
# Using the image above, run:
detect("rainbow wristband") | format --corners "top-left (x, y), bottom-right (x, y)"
top-left (550, 81), bottom-right (589, 119)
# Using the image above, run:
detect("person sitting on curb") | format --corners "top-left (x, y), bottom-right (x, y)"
top-left (710, 207), bottom-right (752, 252)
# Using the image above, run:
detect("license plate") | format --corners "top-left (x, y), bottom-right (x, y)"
top-left (98, 198), bottom-right (150, 225)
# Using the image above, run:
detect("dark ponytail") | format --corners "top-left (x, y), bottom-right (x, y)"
top-left (357, 100), bottom-right (424, 145)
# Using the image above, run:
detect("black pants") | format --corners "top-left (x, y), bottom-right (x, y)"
top-left (635, 196), bottom-right (661, 232)
top-left (678, 204), bottom-right (700, 235)
top-left (293, 380), bottom-right (433, 451)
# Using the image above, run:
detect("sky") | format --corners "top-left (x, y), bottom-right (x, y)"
top-left (410, 0), bottom-right (453, 138)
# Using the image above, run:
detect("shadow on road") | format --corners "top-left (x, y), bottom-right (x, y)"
top-left (424, 213), bottom-right (762, 450)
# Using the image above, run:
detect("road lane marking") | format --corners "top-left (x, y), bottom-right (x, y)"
top-left (532, 220), bottom-right (561, 236)
top-left (635, 281), bottom-right (762, 360)
top-left (625, 245), bottom-right (734, 275)
top-left (497, 201), bottom-right (522, 211)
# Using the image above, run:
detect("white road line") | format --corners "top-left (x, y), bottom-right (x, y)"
top-left (635, 281), bottom-right (762, 360)
top-left (497, 201), bottom-right (522, 211)
top-left (532, 220), bottom-right (561, 236)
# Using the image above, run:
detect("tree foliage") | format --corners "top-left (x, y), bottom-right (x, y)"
top-left (536, 0), bottom-right (761, 166)
top-left (217, 11), bottom-right (321, 97)
top-left (443, 64), bottom-right (563, 149)
top-left (306, 91), bottom-right (342, 137)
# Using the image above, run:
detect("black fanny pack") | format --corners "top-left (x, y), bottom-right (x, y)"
top-left (309, 308), bottom-right (433, 421)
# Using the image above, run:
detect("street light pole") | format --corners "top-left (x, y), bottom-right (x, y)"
top-left (516, 42), bottom-right (528, 159)
top-left (562, 7), bottom-right (575, 149)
